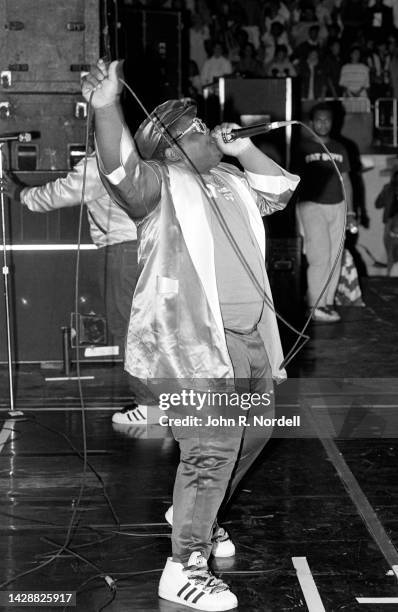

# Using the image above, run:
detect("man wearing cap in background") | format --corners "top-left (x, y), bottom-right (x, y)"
top-left (82, 59), bottom-right (299, 611)
top-left (3, 155), bottom-right (147, 425)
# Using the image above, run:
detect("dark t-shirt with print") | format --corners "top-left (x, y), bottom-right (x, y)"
top-left (296, 137), bottom-right (350, 204)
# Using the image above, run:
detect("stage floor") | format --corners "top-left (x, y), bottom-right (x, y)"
top-left (0, 277), bottom-right (398, 611)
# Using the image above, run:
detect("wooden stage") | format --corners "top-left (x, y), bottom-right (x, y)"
top-left (1, 277), bottom-right (398, 611)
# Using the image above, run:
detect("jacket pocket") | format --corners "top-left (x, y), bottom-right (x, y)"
top-left (156, 276), bottom-right (179, 294)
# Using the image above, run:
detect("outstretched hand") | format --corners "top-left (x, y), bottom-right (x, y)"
top-left (81, 59), bottom-right (124, 109)
top-left (0, 171), bottom-right (23, 201)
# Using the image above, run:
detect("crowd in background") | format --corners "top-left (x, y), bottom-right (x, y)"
top-left (125, 0), bottom-right (398, 103)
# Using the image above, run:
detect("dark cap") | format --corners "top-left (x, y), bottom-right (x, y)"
top-left (134, 99), bottom-right (197, 160)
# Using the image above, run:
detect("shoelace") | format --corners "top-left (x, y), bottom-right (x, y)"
top-left (183, 566), bottom-right (229, 594)
top-left (120, 404), bottom-right (139, 414)
top-left (212, 526), bottom-right (230, 543)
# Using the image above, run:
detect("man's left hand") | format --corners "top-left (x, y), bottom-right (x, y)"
top-left (211, 122), bottom-right (254, 157)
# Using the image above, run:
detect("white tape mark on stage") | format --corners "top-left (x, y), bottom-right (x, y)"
top-left (292, 557), bottom-right (326, 611)
top-left (357, 598), bottom-right (398, 604)
top-left (0, 419), bottom-right (14, 453)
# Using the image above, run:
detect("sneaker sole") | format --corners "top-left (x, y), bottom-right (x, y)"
top-left (158, 591), bottom-right (238, 611)
top-left (211, 545), bottom-right (235, 558)
top-left (111, 416), bottom-right (147, 425)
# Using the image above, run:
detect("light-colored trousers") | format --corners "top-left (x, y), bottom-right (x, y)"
top-left (296, 201), bottom-right (345, 307)
top-left (170, 328), bottom-right (274, 564)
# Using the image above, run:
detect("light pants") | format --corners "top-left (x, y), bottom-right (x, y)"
top-left (296, 201), bottom-right (345, 307)
top-left (170, 328), bottom-right (274, 564)
top-left (97, 240), bottom-right (138, 348)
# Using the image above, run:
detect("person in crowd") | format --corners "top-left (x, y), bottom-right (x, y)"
top-left (340, 0), bottom-right (367, 50)
top-left (315, 0), bottom-right (333, 35)
top-left (235, 41), bottom-right (264, 77)
top-left (389, 34), bottom-right (398, 98)
top-left (367, 0), bottom-right (393, 43)
top-left (200, 41), bottom-right (233, 86)
top-left (296, 48), bottom-right (328, 99)
top-left (263, 0), bottom-right (291, 32)
top-left (323, 38), bottom-right (343, 97)
top-left (266, 44), bottom-right (297, 76)
top-left (189, 12), bottom-right (211, 72)
top-left (290, 6), bottom-right (318, 47)
top-left (295, 102), bottom-right (356, 322)
top-left (82, 58), bottom-right (299, 611)
top-left (3, 154), bottom-right (147, 425)
top-left (293, 24), bottom-right (322, 62)
top-left (375, 168), bottom-right (398, 274)
top-left (339, 45), bottom-right (370, 97)
top-left (366, 38), bottom-right (391, 99)
top-left (261, 20), bottom-right (292, 65)
top-left (187, 59), bottom-right (203, 101)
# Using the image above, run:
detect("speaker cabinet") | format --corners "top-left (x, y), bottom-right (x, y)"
top-left (267, 237), bottom-right (303, 317)
top-left (0, 0), bottom-right (99, 93)
top-left (0, 249), bottom-right (104, 363)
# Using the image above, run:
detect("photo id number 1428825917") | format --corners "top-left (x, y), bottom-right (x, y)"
top-left (0, 591), bottom-right (76, 606)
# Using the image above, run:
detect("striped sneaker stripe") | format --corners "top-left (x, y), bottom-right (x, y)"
top-left (177, 582), bottom-right (191, 597)
top-left (136, 408), bottom-right (145, 420)
top-left (184, 587), bottom-right (198, 601)
top-left (192, 591), bottom-right (205, 603)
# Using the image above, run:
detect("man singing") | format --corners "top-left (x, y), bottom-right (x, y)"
top-left (82, 59), bottom-right (299, 611)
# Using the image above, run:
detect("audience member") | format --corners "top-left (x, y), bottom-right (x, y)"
top-left (339, 46), bottom-right (370, 97)
top-left (323, 39), bottom-right (343, 96)
top-left (375, 169), bottom-right (398, 274)
top-left (340, 0), bottom-right (367, 49)
top-left (266, 44), bottom-right (297, 76)
top-left (225, 27), bottom-right (249, 67)
top-left (297, 49), bottom-right (327, 99)
top-left (262, 21), bottom-right (291, 64)
top-left (290, 7), bottom-right (318, 47)
top-left (293, 24), bottom-right (322, 62)
top-left (367, 0), bottom-right (393, 43)
top-left (389, 36), bottom-right (398, 97)
top-left (263, 0), bottom-right (291, 32)
top-left (189, 13), bottom-right (211, 72)
top-left (187, 59), bottom-right (203, 99)
top-left (235, 42), bottom-right (264, 77)
top-left (200, 41), bottom-right (233, 86)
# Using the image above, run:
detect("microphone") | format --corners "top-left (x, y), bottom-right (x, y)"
top-left (0, 131), bottom-right (41, 143)
top-left (222, 121), bottom-right (296, 143)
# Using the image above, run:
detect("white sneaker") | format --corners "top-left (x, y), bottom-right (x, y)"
top-left (111, 404), bottom-right (147, 425)
top-left (158, 551), bottom-right (238, 611)
top-left (312, 306), bottom-right (341, 323)
top-left (325, 305), bottom-right (341, 320)
top-left (165, 506), bottom-right (236, 558)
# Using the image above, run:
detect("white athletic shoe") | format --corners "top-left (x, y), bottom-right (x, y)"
top-left (158, 551), bottom-right (238, 611)
top-left (312, 306), bottom-right (341, 323)
top-left (165, 506), bottom-right (236, 558)
top-left (111, 404), bottom-right (148, 425)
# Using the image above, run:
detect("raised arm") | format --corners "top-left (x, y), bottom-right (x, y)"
top-left (1, 156), bottom-right (105, 213)
top-left (21, 156), bottom-right (106, 212)
top-left (82, 60), bottom-right (161, 219)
